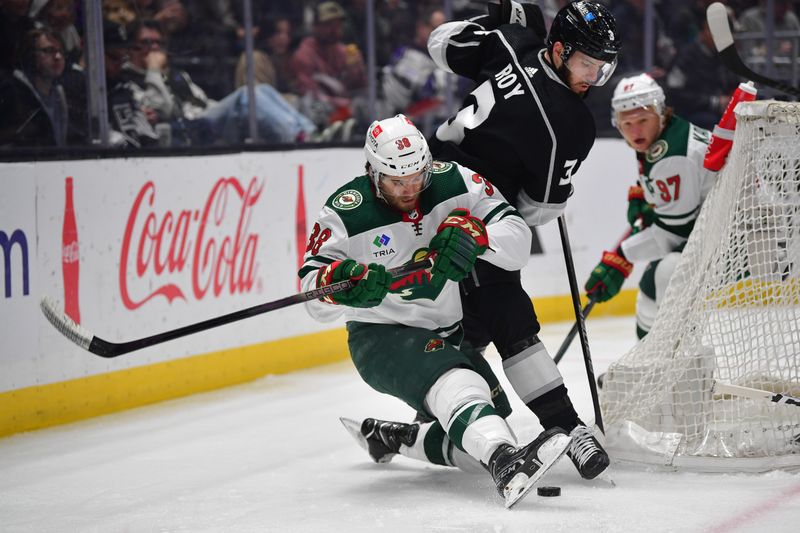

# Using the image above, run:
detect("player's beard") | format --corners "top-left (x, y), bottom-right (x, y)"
top-left (559, 65), bottom-right (591, 98)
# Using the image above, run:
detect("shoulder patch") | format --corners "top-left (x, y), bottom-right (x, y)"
top-left (431, 161), bottom-right (453, 174)
top-left (332, 189), bottom-right (363, 210)
top-left (646, 139), bottom-right (669, 163)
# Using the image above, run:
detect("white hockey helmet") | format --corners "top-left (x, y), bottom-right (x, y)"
top-left (364, 114), bottom-right (432, 198)
top-left (611, 73), bottom-right (665, 126)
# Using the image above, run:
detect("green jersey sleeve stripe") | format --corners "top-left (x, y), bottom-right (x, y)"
top-left (655, 218), bottom-right (695, 238)
top-left (499, 207), bottom-right (523, 220)
top-left (482, 202), bottom-right (511, 224)
top-left (656, 207), bottom-right (699, 220)
top-left (298, 256), bottom-right (337, 279)
top-left (298, 265), bottom-right (321, 279)
top-left (304, 255), bottom-right (336, 265)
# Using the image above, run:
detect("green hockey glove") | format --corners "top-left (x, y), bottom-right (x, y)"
top-left (627, 185), bottom-right (656, 228)
top-left (428, 208), bottom-right (489, 287)
top-left (317, 259), bottom-right (392, 308)
top-left (584, 250), bottom-right (634, 302)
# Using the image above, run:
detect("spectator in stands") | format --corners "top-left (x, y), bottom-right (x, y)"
top-left (0, 0), bottom-right (35, 74)
top-left (103, 21), bottom-right (160, 147)
top-left (738, 0), bottom-right (800, 72)
top-left (33, 0), bottom-right (81, 65)
top-left (124, 18), bottom-right (314, 145)
top-left (130, 0), bottom-right (188, 35)
top-left (610, 0), bottom-right (676, 78)
top-left (341, 0), bottom-right (406, 67)
top-left (380, 7), bottom-right (447, 132)
top-left (0, 26), bottom-right (69, 147)
top-left (59, 55), bottom-right (89, 144)
top-left (126, 19), bottom-right (213, 124)
top-left (234, 15), bottom-right (296, 100)
top-left (291, 1), bottom-right (367, 132)
top-left (665, 8), bottom-right (741, 130)
top-left (660, 0), bottom-right (709, 50)
top-left (103, 0), bottom-right (137, 26)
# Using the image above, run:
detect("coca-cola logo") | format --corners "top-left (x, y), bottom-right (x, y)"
top-left (62, 241), bottom-right (79, 263)
top-left (120, 177), bottom-right (263, 310)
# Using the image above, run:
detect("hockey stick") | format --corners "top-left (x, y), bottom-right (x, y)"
top-left (712, 381), bottom-right (800, 407)
top-left (41, 258), bottom-right (433, 358)
top-left (554, 219), bottom-right (640, 366)
top-left (707, 2), bottom-right (800, 98)
top-left (557, 215), bottom-right (604, 432)
top-left (553, 300), bottom-right (595, 365)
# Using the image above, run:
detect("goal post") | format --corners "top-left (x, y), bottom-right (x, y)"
top-left (602, 101), bottom-right (800, 472)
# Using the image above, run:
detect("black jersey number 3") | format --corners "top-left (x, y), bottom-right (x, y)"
top-left (436, 80), bottom-right (495, 144)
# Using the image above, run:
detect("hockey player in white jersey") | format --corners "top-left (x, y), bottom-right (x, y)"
top-left (299, 114), bottom-right (571, 508)
top-left (584, 73), bottom-right (716, 339)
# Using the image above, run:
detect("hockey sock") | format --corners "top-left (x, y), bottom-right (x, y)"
top-left (501, 337), bottom-right (564, 405)
top-left (527, 384), bottom-right (580, 432)
top-left (399, 421), bottom-right (453, 466)
top-left (425, 368), bottom-right (516, 464)
top-left (401, 420), bottom-right (490, 472)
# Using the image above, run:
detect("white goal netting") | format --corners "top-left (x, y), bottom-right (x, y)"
top-left (602, 100), bottom-right (800, 472)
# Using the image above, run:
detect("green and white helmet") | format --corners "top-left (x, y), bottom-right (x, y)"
top-left (364, 114), bottom-right (432, 198)
top-left (611, 73), bottom-right (665, 126)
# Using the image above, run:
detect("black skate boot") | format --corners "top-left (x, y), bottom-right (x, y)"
top-left (567, 423), bottom-right (610, 480)
top-left (486, 426), bottom-right (572, 508)
top-left (339, 417), bottom-right (419, 463)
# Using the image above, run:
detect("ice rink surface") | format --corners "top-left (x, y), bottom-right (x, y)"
top-left (2, 316), bottom-right (799, 532)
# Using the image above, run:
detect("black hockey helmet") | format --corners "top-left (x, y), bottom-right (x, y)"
top-left (547, 1), bottom-right (621, 64)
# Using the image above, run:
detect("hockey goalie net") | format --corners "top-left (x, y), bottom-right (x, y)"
top-left (602, 100), bottom-right (800, 472)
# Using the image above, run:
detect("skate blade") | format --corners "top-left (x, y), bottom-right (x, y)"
top-left (339, 417), bottom-right (370, 453)
top-left (597, 470), bottom-right (616, 488)
top-left (504, 433), bottom-right (572, 509)
top-left (338, 417), bottom-right (395, 464)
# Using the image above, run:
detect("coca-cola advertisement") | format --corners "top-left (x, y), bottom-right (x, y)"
top-left (119, 176), bottom-right (263, 310)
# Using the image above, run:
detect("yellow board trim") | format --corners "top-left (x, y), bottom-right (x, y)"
top-left (1, 291), bottom-right (636, 438)
top-left (533, 288), bottom-right (637, 323)
top-left (0, 328), bottom-right (349, 438)
top-left (709, 278), bottom-right (800, 308)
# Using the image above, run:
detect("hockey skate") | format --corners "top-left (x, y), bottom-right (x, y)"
top-left (339, 417), bottom-right (419, 463)
top-left (486, 426), bottom-right (572, 508)
top-left (567, 423), bottom-right (610, 480)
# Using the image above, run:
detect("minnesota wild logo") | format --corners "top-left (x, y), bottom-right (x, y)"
top-left (332, 189), bottom-right (363, 210)
top-left (646, 140), bottom-right (668, 163)
top-left (431, 161), bottom-right (453, 173)
top-left (424, 339), bottom-right (444, 352)
top-left (389, 249), bottom-right (443, 301)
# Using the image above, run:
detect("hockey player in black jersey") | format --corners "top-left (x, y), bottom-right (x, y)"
top-left (423, 0), bottom-right (621, 480)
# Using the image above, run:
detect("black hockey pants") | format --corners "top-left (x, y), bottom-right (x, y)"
top-left (459, 260), bottom-right (541, 359)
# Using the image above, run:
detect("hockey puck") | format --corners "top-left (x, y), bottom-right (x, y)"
top-left (537, 486), bottom-right (561, 497)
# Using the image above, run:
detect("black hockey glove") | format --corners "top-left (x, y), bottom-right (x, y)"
top-left (486, 0), bottom-right (546, 38)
